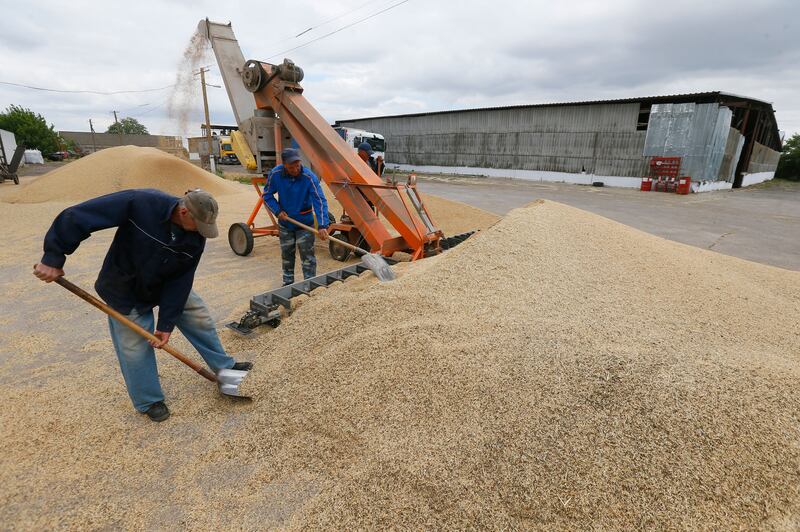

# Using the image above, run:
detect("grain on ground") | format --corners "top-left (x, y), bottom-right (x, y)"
top-left (2, 196), bottom-right (798, 528)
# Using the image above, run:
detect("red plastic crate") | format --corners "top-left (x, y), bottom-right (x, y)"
top-left (676, 176), bottom-right (691, 195)
top-left (648, 157), bottom-right (682, 193)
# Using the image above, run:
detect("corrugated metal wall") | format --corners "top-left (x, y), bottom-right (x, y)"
top-left (748, 142), bottom-right (781, 173)
top-left (0, 128), bottom-right (17, 162)
top-left (718, 127), bottom-right (745, 182)
top-left (643, 103), bottom-right (733, 183)
top-left (338, 103), bottom-right (650, 177)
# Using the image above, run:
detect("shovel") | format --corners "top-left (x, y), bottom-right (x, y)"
top-left (284, 216), bottom-right (396, 282)
top-left (53, 275), bottom-right (250, 398)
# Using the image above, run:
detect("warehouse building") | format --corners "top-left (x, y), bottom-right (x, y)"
top-left (334, 92), bottom-right (782, 192)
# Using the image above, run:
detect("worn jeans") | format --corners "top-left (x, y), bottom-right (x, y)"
top-left (279, 227), bottom-right (316, 285)
top-left (107, 291), bottom-right (235, 412)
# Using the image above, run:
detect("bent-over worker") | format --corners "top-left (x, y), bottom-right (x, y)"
top-left (263, 148), bottom-right (330, 286)
top-left (33, 188), bottom-right (252, 422)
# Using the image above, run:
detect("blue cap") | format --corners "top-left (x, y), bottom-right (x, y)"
top-left (357, 142), bottom-right (373, 155)
top-left (281, 148), bottom-right (301, 164)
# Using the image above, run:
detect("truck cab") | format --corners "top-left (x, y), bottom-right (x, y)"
top-left (333, 127), bottom-right (386, 161)
top-left (219, 135), bottom-right (235, 157)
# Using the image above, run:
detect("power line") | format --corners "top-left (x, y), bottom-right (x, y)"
top-left (118, 101), bottom-right (166, 118)
top-left (0, 80), bottom-right (176, 95)
top-left (266, 0), bottom-right (412, 60)
top-left (1, 1), bottom-right (409, 101)
top-left (118, 102), bottom-right (153, 115)
top-left (295, 0), bottom-right (387, 35)
top-left (134, 101), bottom-right (166, 117)
top-left (264, 0), bottom-right (388, 47)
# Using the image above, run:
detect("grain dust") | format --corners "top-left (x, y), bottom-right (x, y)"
top-left (166, 28), bottom-right (211, 136)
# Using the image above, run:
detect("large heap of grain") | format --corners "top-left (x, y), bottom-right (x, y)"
top-left (3, 200), bottom-right (799, 529)
top-left (4, 145), bottom-right (239, 203)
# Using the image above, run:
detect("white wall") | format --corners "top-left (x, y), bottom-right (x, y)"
top-left (388, 163), bottom-right (777, 192)
top-left (388, 163), bottom-right (643, 188)
top-left (741, 171), bottom-right (775, 187)
top-left (691, 180), bottom-right (733, 193)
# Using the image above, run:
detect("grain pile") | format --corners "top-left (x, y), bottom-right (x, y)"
top-left (2, 199), bottom-right (799, 529)
top-left (4, 145), bottom-right (239, 204)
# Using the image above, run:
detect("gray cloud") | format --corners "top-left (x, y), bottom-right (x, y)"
top-left (1, 0), bottom-right (798, 139)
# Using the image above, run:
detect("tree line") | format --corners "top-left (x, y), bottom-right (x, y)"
top-left (0, 105), bottom-right (148, 154)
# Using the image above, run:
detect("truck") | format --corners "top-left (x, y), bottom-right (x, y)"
top-left (332, 126), bottom-right (386, 161)
top-left (219, 135), bottom-right (237, 158)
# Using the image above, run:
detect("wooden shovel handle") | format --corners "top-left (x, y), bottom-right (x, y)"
top-left (53, 276), bottom-right (217, 383)
top-left (284, 216), bottom-right (367, 255)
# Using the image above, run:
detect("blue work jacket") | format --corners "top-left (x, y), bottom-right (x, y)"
top-left (263, 164), bottom-right (329, 230)
top-left (41, 189), bottom-right (205, 332)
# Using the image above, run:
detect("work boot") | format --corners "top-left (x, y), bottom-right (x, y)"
top-left (144, 401), bottom-right (170, 422)
top-left (231, 361), bottom-right (253, 371)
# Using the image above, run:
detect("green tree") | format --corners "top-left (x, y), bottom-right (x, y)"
top-left (107, 117), bottom-right (149, 135)
top-left (0, 105), bottom-right (60, 153)
top-left (776, 133), bottom-right (800, 181)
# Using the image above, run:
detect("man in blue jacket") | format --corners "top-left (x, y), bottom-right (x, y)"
top-left (32, 188), bottom-right (251, 422)
top-left (263, 148), bottom-right (329, 285)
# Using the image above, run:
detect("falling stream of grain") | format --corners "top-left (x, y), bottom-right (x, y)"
top-left (166, 29), bottom-right (212, 136)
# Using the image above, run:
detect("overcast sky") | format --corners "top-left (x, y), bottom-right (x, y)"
top-left (1, 0), bottom-right (798, 140)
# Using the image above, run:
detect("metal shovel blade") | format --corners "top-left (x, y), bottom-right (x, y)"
top-left (216, 368), bottom-right (251, 398)
top-left (362, 253), bottom-right (396, 282)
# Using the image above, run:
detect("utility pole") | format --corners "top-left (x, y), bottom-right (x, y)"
top-left (89, 119), bottom-right (97, 153)
top-left (197, 67), bottom-right (216, 173)
top-left (111, 110), bottom-right (123, 146)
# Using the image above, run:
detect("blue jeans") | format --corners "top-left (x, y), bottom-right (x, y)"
top-left (107, 291), bottom-right (235, 412)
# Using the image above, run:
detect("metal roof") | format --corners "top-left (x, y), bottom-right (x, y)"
top-left (334, 91), bottom-right (776, 124)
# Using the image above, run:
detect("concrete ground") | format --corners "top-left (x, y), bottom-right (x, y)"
top-left (14, 160), bottom-right (68, 181)
top-left (413, 174), bottom-right (800, 271)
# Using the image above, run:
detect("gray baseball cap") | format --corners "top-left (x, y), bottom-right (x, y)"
top-left (183, 189), bottom-right (219, 238)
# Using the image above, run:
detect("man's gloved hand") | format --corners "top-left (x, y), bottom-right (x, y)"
top-left (318, 228), bottom-right (329, 241)
top-left (33, 263), bottom-right (64, 282)
top-left (278, 211), bottom-right (288, 221)
top-left (150, 331), bottom-right (171, 348)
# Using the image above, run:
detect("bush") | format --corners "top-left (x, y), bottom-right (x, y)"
top-left (0, 105), bottom-right (60, 154)
top-left (775, 133), bottom-right (800, 181)
top-left (106, 117), bottom-right (149, 135)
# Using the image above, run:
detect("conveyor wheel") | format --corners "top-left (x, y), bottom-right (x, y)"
top-left (329, 230), bottom-right (352, 261)
top-left (228, 223), bottom-right (254, 256)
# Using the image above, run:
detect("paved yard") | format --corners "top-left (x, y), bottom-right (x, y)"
top-left (415, 175), bottom-right (800, 271)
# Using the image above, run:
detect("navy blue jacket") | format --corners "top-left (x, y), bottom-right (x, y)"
top-left (368, 156), bottom-right (384, 177)
top-left (263, 164), bottom-right (329, 230)
top-left (41, 189), bottom-right (205, 332)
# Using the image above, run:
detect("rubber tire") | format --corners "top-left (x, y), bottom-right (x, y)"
top-left (12, 174), bottom-right (19, 185)
top-left (228, 223), bottom-right (254, 256)
top-left (329, 231), bottom-right (352, 262)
